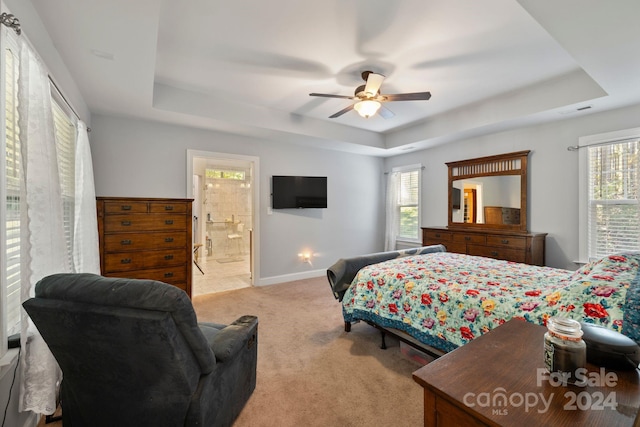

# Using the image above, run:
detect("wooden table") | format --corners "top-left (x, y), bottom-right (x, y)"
top-left (412, 319), bottom-right (640, 426)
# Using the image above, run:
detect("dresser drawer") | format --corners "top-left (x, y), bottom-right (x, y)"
top-left (452, 234), bottom-right (486, 244)
top-left (445, 243), bottom-right (467, 254)
top-left (467, 244), bottom-right (526, 263)
top-left (149, 202), bottom-right (188, 214)
top-left (106, 265), bottom-right (187, 286)
top-left (423, 230), bottom-right (452, 242)
top-left (486, 235), bottom-right (526, 249)
top-left (103, 252), bottom-right (146, 272)
top-left (104, 249), bottom-right (186, 272)
top-left (103, 232), bottom-right (187, 252)
top-left (435, 396), bottom-right (489, 427)
top-left (144, 249), bottom-right (187, 269)
top-left (104, 214), bottom-right (187, 233)
top-left (104, 201), bottom-right (148, 214)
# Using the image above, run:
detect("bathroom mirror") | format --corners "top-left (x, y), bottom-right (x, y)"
top-left (448, 151), bottom-right (529, 232)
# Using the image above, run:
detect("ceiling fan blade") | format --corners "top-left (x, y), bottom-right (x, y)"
top-left (309, 93), bottom-right (356, 100)
top-left (364, 73), bottom-right (385, 97)
top-left (329, 104), bottom-right (354, 118)
top-left (378, 106), bottom-right (395, 119)
top-left (384, 91), bottom-right (432, 101)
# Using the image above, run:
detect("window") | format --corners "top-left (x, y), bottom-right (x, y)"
top-left (51, 96), bottom-right (77, 266)
top-left (206, 168), bottom-right (245, 180)
top-left (395, 166), bottom-right (422, 241)
top-left (1, 33), bottom-right (78, 354)
top-left (579, 128), bottom-right (640, 261)
top-left (3, 36), bottom-right (22, 338)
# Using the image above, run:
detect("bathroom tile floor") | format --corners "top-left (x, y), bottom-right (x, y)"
top-left (192, 253), bottom-right (252, 296)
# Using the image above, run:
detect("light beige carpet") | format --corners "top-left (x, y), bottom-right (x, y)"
top-left (193, 276), bottom-right (425, 427)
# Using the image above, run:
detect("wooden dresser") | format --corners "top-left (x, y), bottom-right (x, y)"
top-left (422, 226), bottom-right (546, 266)
top-left (97, 197), bottom-right (193, 297)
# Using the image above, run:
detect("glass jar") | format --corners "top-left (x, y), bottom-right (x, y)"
top-left (544, 317), bottom-right (586, 384)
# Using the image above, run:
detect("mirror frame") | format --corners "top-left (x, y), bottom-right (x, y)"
top-left (447, 150), bottom-right (530, 232)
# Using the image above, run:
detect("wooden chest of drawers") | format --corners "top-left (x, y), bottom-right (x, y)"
top-left (97, 197), bottom-right (193, 297)
top-left (422, 226), bottom-right (546, 266)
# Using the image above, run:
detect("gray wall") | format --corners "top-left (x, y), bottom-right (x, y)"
top-left (89, 114), bottom-right (386, 281)
top-left (385, 103), bottom-right (640, 270)
top-left (0, 354), bottom-right (37, 427)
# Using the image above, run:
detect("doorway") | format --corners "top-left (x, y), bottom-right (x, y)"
top-left (187, 150), bottom-right (260, 296)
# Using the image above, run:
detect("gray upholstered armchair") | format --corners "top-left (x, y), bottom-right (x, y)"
top-left (22, 273), bottom-right (258, 427)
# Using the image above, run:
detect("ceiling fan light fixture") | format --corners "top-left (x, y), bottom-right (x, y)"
top-left (354, 100), bottom-right (381, 118)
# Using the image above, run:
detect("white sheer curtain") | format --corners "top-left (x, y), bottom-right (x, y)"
top-left (17, 36), bottom-right (67, 415)
top-left (73, 121), bottom-right (100, 274)
top-left (384, 171), bottom-right (399, 251)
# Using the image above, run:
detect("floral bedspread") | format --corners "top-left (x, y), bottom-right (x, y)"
top-left (342, 252), bottom-right (640, 352)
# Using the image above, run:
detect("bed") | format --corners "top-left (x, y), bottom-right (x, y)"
top-left (327, 247), bottom-right (640, 355)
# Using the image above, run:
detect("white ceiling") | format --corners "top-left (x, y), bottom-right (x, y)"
top-left (28, 0), bottom-right (640, 156)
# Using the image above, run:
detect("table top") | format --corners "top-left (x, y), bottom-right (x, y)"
top-left (413, 319), bottom-right (640, 426)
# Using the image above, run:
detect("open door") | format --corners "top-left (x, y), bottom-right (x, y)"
top-left (186, 150), bottom-right (260, 295)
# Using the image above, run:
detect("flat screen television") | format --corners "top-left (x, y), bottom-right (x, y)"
top-left (452, 187), bottom-right (461, 210)
top-left (272, 175), bottom-right (327, 209)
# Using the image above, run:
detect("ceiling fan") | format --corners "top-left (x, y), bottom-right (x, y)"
top-left (309, 71), bottom-right (431, 119)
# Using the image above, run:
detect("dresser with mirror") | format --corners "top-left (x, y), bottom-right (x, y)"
top-left (422, 150), bottom-right (547, 266)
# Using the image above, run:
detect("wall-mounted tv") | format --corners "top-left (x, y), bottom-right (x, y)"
top-left (452, 187), bottom-right (461, 210)
top-left (272, 176), bottom-right (327, 209)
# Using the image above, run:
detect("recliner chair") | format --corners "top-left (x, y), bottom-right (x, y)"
top-left (23, 273), bottom-right (258, 427)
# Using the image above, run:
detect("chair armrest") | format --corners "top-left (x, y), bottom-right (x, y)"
top-left (210, 315), bottom-right (258, 363)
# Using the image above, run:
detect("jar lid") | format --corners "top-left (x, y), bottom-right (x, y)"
top-left (547, 317), bottom-right (584, 339)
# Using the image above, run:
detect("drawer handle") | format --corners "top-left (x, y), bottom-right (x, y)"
top-left (165, 220), bottom-right (174, 225)
top-left (121, 205), bottom-right (132, 211)
top-left (464, 236), bottom-right (471, 241)
top-left (121, 221), bottom-right (131, 226)
top-left (435, 233), bottom-right (441, 238)
top-left (501, 239), bottom-right (509, 244)
top-left (164, 205), bottom-right (174, 211)
top-left (120, 239), bottom-right (132, 245)
top-left (164, 255), bottom-right (174, 260)
top-left (164, 237), bottom-right (174, 243)
top-left (491, 251), bottom-right (499, 257)
top-left (121, 258), bottom-right (132, 264)
top-left (164, 272), bottom-right (174, 278)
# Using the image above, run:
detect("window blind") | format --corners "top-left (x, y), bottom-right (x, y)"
top-left (52, 99), bottom-right (76, 268)
top-left (587, 138), bottom-right (640, 260)
top-left (2, 45), bottom-right (78, 339)
top-left (397, 169), bottom-right (420, 240)
top-left (4, 43), bottom-right (22, 336)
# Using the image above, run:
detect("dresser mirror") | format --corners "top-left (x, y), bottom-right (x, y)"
top-left (448, 151), bottom-right (529, 232)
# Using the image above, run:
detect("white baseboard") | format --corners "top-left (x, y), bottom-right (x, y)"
top-left (23, 412), bottom-right (38, 427)
top-left (257, 269), bottom-right (326, 286)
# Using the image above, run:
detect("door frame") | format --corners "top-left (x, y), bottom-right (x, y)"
top-left (186, 149), bottom-right (259, 285)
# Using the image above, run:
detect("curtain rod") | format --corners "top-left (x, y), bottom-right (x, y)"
top-left (1, 13), bottom-right (21, 35)
top-left (567, 136), bottom-right (639, 151)
top-left (384, 165), bottom-right (425, 175)
top-left (49, 76), bottom-right (91, 132)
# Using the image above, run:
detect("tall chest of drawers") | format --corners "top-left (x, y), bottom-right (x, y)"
top-left (422, 226), bottom-right (547, 266)
top-left (97, 197), bottom-right (193, 297)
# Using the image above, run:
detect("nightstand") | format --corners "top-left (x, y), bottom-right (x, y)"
top-left (412, 319), bottom-right (640, 426)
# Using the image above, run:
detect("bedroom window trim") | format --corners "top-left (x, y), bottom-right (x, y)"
top-left (578, 126), bottom-right (640, 263)
top-left (393, 164), bottom-right (422, 244)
